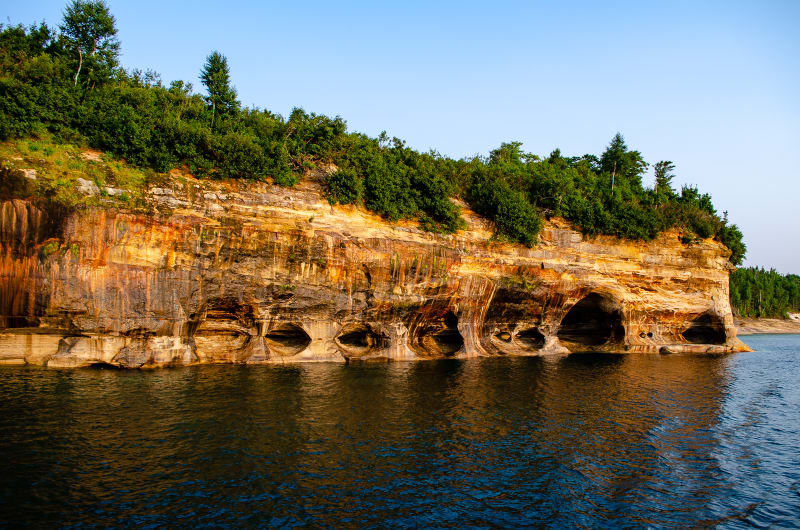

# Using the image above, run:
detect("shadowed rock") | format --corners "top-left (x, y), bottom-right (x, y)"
top-left (557, 293), bottom-right (625, 351)
top-left (335, 323), bottom-right (387, 358)
top-left (411, 311), bottom-right (463, 357)
top-left (683, 313), bottom-right (726, 345)
top-left (264, 323), bottom-right (311, 356)
top-left (517, 328), bottom-right (545, 349)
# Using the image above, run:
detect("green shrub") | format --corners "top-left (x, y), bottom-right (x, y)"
top-left (466, 167), bottom-right (542, 245)
top-left (325, 166), bottom-right (363, 205)
top-left (216, 131), bottom-right (264, 179)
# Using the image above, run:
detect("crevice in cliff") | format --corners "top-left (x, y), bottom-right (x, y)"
top-left (517, 328), bottom-right (545, 349)
top-left (188, 298), bottom-right (256, 336)
top-left (204, 298), bottom-right (255, 325)
top-left (87, 362), bottom-right (121, 370)
top-left (123, 327), bottom-right (155, 337)
top-left (557, 293), bottom-right (624, 350)
top-left (264, 323), bottom-right (311, 356)
top-left (683, 313), bottom-right (726, 344)
top-left (335, 323), bottom-right (387, 357)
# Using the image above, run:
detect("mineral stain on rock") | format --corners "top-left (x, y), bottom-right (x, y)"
top-left (0, 172), bottom-right (750, 367)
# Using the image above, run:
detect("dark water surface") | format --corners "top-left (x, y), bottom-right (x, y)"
top-left (1, 335), bottom-right (799, 528)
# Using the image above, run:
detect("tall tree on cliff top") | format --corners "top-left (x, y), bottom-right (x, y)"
top-left (600, 133), bottom-right (648, 192)
top-left (59, 0), bottom-right (119, 88)
top-left (200, 51), bottom-right (239, 129)
top-left (653, 160), bottom-right (677, 204)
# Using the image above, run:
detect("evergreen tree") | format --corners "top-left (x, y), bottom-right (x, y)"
top-left (600, 133), bottom-right (648, 190)
top-left (200, 51), bottom-right (239, 129)
top-left (730, 267), bottom-right (800, 318)
top-left (653, 160), bottom-right (676, 204)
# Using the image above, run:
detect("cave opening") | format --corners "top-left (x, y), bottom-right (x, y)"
top-left (335, 324), bottom-right (387, 357)
top-left (339, 329), bottom-right (370, 348)
top-left (683, 313), bottom-right (726, 345)
top-left (430, 312), bottom-right (464, 356)
top-left (517, 328), bottom-right (545, 349)
top-left (87, 362), bottom-right (121, 370)
top-left (409, 310), bottom-right (465, 357)
top-left (557, 293), bottom-right (624, 349)
top-left (264, 323), bottom-right (311, 355)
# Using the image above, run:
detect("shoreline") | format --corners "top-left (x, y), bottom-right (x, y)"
top-left (736, 317), bottom-right (800, 335)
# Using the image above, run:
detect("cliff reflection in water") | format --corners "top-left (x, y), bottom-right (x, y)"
top-left (1, 340), bottom-right (798, 527)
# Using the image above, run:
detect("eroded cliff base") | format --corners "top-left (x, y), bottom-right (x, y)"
top-left (0, 168), bottom-right (750, 368)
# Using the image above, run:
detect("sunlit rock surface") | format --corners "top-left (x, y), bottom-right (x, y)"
top-left (0, 171), bottom-right (750, 367)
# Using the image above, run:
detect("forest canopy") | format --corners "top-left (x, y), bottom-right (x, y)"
top-left (0, 1), bottom-right (745, 264)
top-left (730, 267), bottom-right (800, 319)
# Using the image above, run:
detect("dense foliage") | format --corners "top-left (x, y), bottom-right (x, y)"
top-left (0, 2), bottom-right (745, 259)
top-left (730, 267), bottom-right (800, 318)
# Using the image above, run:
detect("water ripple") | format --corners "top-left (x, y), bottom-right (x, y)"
top-left (0, 336), bottom-right (798, 527)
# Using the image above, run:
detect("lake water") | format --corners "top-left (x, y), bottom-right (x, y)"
top-left (0, 335), bottom-right (798, 528)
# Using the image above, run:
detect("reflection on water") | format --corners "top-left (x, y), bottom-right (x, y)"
top-left (0, 336), bottom-right (798, 527)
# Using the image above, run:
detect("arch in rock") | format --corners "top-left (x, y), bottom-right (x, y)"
top-left (409, 310), bottom-right (464, 357)
top-left (191, 298), bottom-right (257, 361)
top-left (264, 323), bottom-right (311, 356)
top-left (557, 293), bottom-right (625, 351)
top-left (682, 312), bottom-right (726, 345)
top-left (516, 328), bottom-right (546, 349)
top-left (335, 323), bottom-right (387, 358)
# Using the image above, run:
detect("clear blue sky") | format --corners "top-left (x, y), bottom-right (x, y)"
top-left (6, 1), bottom-right (800, 273)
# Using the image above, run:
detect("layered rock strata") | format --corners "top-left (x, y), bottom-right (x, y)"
top-left (0, 171), bottom-right (750, 367)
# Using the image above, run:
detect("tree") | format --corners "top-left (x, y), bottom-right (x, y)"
top-left (200, 51), bottom-right (239, 129)
top-left (600, 133), bottom-right (648, 191)
top-left (653, 160), bottom-right (676, 204)
top-left (59, 0), bottom-right (119, 87)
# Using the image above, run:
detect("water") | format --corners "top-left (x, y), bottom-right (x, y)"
top-left (0, 335), bottom-right (798, 528)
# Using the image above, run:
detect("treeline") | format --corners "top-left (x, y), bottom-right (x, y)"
top-left (730, 267), bottom-right (800, 318)
top-left (0, 1), bottom-right (745, 263)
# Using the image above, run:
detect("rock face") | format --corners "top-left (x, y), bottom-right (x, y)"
top-left (0, 172), bottom-right (750, 367)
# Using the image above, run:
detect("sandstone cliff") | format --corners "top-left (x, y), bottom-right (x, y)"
top-left (0, 169), bottom-right (750, 367)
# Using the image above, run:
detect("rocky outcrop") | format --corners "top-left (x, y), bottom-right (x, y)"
top-left (0, 170), bottom-right (750, 367)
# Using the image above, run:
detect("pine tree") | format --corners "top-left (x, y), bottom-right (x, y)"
top-left (653, 160), bottom-right (676, 204)
top-left (600, 133), bottom-right (648, 191)
top-left (200, 51), bottom-right (239, 129)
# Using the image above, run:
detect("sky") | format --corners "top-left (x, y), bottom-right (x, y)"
top-left (5, 1), bottom-right (800, 273)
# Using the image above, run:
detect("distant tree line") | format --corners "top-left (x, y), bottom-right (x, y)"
top-left (730, 267), bottom-right (800, 318)
top-left (0, 1), bottom-right (745, 263)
